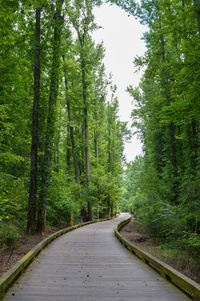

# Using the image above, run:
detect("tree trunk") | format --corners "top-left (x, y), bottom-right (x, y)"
top-left (94, 130), bottom-right (98, 161)
top-left (63, 57), bottom-right (80, 185)
top-left (191, 120), bottom-right (198, 175)
top-left (66, 126), bottom-right (71, 170)
top-left (27, 7), bottom-right (41, 234)
top-left (37, 0), bottom-right (63, 233)
top-left (54, 108), bottom-right (61, 172)
top-left (160, 36), bottom-right (177, 178)
top-left (94, 122), bottom-right (100, 218)
top-left (81, 58), bottom-right (92, 220)
top-left (80, 124), bottom-right (85, 175)
top-left (107, 107), bottom-right (111, 173)
top-left (81, 59), bottom-right (90, 186)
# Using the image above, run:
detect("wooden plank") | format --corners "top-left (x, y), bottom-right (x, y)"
top-left (0, 217), bottom-right (113, 300)
top-left (116, 217), bottom-right (200, 300)
top-left (4, 214), bottom-right (189, 301)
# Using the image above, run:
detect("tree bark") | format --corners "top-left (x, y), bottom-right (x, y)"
top-left (94, 130), bottom-right (98, 161)
top-left (27, 7), bottom-right (41, 234)
top-left (37, 0), bottom-right (64, 233)
top-left (66, 125), bottom-right (71, 170)
top-left (80, 124), bottom-right (85, 175)
top-left (63, 57), bottom-right (80, 186)
top-left (160, 35), bottom-right (177, 178)
top-left (81, 58), bottom-right (92, 220)
top-left (191, 120), bottom-right (198, 174)
top-left (107, 106), bottom-right (112, 173)
top-left (54, 108), bottom-right (61, 172)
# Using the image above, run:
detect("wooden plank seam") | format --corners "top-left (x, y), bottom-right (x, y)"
top-left (115, 217), bottom-right (200, 301)
top-left (0, 216), bottom-right (116, 300)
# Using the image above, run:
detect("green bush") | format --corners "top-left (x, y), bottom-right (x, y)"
top-left (0, 223), bottom-right (20, 249)
top-left (180, 232), bottom-right (200, 257)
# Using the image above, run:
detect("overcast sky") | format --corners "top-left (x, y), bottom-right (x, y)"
top-left (92, 3), bottom-right (147, 162)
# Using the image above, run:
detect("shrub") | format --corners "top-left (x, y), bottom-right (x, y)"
top-left (0, 223), bottom-right (20, 249)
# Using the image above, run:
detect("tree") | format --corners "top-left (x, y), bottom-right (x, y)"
top-left (0, 0), bottom-right (129, 240)
top-left (63, 54), bottom-right (80, 188)
top-left (66, 0), bottom-right (99, 220)
top-left (27, 6), bottom-right (41, 234)
top-left (117, 0), bottom-right (200, 253)
top-left (37, 0), bottom-right (64, 233)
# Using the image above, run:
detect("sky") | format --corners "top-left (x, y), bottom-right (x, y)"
top-left (92, 3), bottom-right (147, 162)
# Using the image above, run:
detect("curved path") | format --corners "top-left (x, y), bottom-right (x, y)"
top-left (5, 213), bottom-right (189, 301)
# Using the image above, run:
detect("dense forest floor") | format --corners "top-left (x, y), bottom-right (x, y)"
top-left (120, 219), bottom-right (200, 283)
top-left (0, 227), bottom-right (58, 277)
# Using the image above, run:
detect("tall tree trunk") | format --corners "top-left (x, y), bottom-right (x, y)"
top-left (54, 108), bottom-right (61, 172)
top-left (193, 2), bottom-right (200, 175)
top-left (37, 0), bottom-right (63, 233)
top-left (160, 36), bottom-right (177, 178)
top-left (27, 7), bottom-right (41, 234)
top-left (186, 122), bottom-right (197, 176)
top-left (80, 124), bottom-right (85, 175)
top-left (157, 8), bottom-right (179, 202)
top-left (94, 118), bottom-right (100, 218)
top-left (191, 120), bottom-right (198, 175)
top-left (66, 126), bottom-right (71, 170)
top-left (63, 57), bottom-right (80, 185)
top-left (81, 58), bottom-right (92, 220)
top-left (107, 107), bottom-right (111, 173)
top-left (192, 1), bottom-right (199, 174)
top-left (94, 130), bottom-right (98, 161)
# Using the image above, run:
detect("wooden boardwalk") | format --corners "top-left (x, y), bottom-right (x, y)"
top-left (5, 213), bottom-right (189, 301)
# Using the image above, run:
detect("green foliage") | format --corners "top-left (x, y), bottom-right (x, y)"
top-left (47, 170), bottom-right (81, 226)
top-left (0, 0), bottom-right (128, 235)
top-left (181, 232), bottom-right (200, 256)
top-left (123, 157), bottom-right (200, 256)
top-left (0, 223), bottom-right (20, 249)
top-left (120, 0), bottom-right (200, 259)
top-left (0, 174), bottom-right (28, 228)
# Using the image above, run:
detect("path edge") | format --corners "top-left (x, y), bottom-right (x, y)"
top-left (115, 217), bottom-right (200, 301)
top-left (0, 216), bottom-right (116, 300)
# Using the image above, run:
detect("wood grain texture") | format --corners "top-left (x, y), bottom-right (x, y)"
top-left (115, 217), bottom-right (200, 300)
top-left (4, 214), bottom-right (189, 301)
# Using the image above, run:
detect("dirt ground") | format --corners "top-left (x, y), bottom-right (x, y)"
top-left (0, 227), bottom-right (57, 277)
top-left (120, 219), bottom-right (200, 283)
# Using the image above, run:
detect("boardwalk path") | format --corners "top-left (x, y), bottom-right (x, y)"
top-left (5, 213), bottom-right (189, 301)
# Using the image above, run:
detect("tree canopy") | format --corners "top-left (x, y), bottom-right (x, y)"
top-left (118, 0), bottom-right (200, 258)
top-left (0, 0), bottom-right (128, 239)
top-left (1, 0), bottom-right (200, 264)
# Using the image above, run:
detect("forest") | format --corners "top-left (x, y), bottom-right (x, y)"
top-left (117, 0), bottom-right (200, 268)
top-left (0, 0), bottom-right (200, 273)
top-left (0, 0), bottom-right (130, 244)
